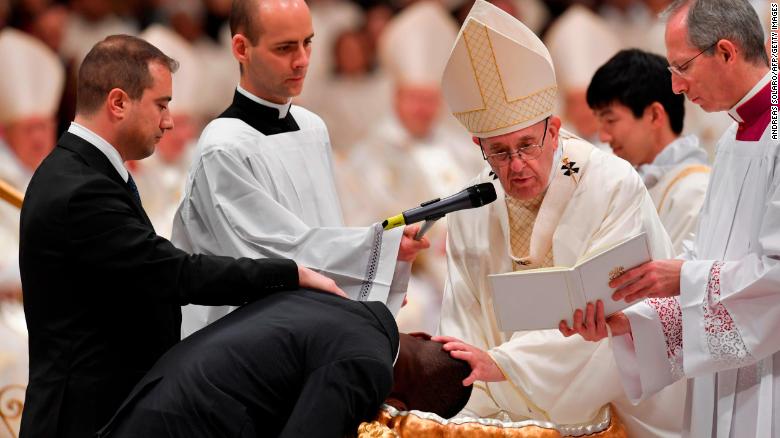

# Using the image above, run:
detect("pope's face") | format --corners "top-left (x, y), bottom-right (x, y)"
top-left (478, 117), bottom-right (560, 200)
top-left (594, 103), bottom-right (655, 166)
top-left (238, 0), bottom-right (313, 104)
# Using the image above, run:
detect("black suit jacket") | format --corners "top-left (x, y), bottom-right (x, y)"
top-left (19, 132), bottom-right (300, 438)
top-left (97, 289), bottom-right (399, 438)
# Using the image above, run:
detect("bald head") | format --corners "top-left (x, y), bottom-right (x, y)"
top-left (230, 0), bottom-right (310, 44)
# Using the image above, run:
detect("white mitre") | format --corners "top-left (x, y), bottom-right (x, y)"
top-left (379, 0), bottom-right (458, 86)
top-left (545, 5), bottom-right (621, 91)
top-left (441, 0), bottom-right (556, 138)
top-left (140, 25), bottom-right (204, 117)
top-left (0, 28), bottom-right (65, 125)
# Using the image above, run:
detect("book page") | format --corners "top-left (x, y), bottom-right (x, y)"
top-left (576, 233), bottom-right (650, 316)
top-left (490, 270), bottom-right (578, 331)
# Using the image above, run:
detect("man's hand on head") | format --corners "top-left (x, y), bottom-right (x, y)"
top-left (397, 224), bottom-right (430, 262)
top-left (297, 265), bottom-right (347, 298)
top-left (431, 335), bottom-right (505, 386)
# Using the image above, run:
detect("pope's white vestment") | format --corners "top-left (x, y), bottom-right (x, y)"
top-left (638, 134), bottom-right (710, 254)
top-left (438, 133), bottom-right (685, 437)
top-left (173, 88), bottom-right (404, 337)
top-left (613, 73), bottom-right (780, 437)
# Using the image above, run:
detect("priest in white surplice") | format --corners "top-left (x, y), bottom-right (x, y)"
top-left (173, 0), bottom-right (428, 337)
top-left (562, 1), bottom-right (780, 436)
top-left (586, 48), bottom-right (710, 254)
top-left (431, 2), bottom-right (685, 437)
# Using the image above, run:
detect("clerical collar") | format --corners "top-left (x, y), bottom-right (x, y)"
top-left (68, 122), bottom-right (128, 182)
top-left (236, 85), bottom-right (291, 118)
top-left (727, 71), bottom-right (771, 141)
top-left (219, 88), bottom-right (300, 136)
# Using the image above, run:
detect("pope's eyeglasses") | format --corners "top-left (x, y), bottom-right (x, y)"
top-left (480, 118), bottom-right (549, 167)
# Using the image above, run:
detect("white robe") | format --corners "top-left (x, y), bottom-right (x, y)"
top-left (173, 103), bottom-right (404, 338)
top-left (438, 133), bottom-right (685, 437)
top-left (133, 147), bottom-right (192, 239)
top-left (338, 115), bottom-right (478, 333)
top-left (613, 73), bottom-right (780, 437)
top-left (638, 135), bottom-right (710, 254)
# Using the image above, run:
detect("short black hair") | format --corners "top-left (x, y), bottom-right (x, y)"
top-left (586, 49), bottom-right (685, 134)
top-left (401, 337), bottom-right (473, 418)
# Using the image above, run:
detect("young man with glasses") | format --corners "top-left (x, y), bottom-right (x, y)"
top-left (431, 1), bottom-right (683, 437)
top-left (563, 0), bottom-right (780, 436)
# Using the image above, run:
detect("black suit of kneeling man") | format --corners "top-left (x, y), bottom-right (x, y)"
top-left (97, 290), bottom-right (473, 438)
top-left (19, 35), bottom-right (345, 438)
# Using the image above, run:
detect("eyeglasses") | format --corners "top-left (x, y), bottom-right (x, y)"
top-left (667, 42), bottom-right (717, 77)
top-left (480, 118), bottom-right (549, 167)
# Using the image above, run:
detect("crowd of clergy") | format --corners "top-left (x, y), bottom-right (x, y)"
top-left (0, 0), bottom-right (776, 436)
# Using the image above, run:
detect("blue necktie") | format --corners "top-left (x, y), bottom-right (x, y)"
top-left (126, 174), bottom-right (142, 205)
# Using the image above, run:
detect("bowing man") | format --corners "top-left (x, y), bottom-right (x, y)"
top-left (97, 289), bottom-right (472, 438)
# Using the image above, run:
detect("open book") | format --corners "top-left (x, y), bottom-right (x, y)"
top-left (489, 233), bottom-right (651, 331)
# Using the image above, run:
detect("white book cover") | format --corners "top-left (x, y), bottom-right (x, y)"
top-left (489, 233), bottom-right (650, 331)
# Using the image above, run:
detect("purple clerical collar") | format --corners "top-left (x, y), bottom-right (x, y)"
top-left (727, 72), bottom-right (771, 141)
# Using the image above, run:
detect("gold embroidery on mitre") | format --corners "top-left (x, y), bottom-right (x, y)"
top-left (609, 266), bottom-right (625, 282)
top-left (454, 19), bottom-right (557, 135)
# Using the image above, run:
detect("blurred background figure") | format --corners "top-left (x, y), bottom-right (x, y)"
top-left (301, 2), bottom-right (392, 155)
top-left (298, 0), bottom-right (363, 105)
top-left (60, 0), bottom-right (138, 69)
top-left (156, 0), bottom-right (238, 117)
top-left (338, 0), bottom-right (476, 334)
top-left (0, 27), bottom-right (64, 438)
top-left (133, 24), bottom-right (207, 238)
top-left (545, 4), bottom-right (621, 147)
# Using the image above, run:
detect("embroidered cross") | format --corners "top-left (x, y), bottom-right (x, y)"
top-left (561, 157), bottom-right (579, 184)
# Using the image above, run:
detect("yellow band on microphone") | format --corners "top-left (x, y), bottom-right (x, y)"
top-left (382, 214), bottom-right (406, 230)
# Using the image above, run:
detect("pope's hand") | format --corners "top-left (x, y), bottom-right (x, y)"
top-left (397, 224), bottom-right (431, 262)
top-left (559, 300), bottom-right (631, 341)
top-left (610, 259), bottom-right (683, 303)
top-left (431, 335), bottom-right (505, 386)
top-left (297, 265), bottom-right (347, 298)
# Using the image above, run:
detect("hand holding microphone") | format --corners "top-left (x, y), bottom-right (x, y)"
top-left (397, 224), bottom-right (430, 262)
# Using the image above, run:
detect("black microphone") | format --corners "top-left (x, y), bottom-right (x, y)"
top-left (382, 183), bottom-right (497, 230)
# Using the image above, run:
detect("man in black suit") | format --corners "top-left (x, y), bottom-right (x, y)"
top-left (96, 289), bottom-right (472, 438)
top-left (19, 35), bottom-right (345, 438)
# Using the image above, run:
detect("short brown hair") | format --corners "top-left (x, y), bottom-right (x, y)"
top-left (230, 0), bottom-right (262, 44)
top-left (76, 34), bottom-right (179, 116)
